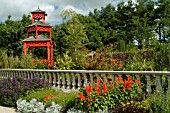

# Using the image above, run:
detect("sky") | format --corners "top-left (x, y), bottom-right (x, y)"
top-left (0, 0), bottom-right (129, 25)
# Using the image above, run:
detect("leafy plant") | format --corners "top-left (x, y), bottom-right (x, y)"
top-left (76, 76), bottom-right (143, 112)
top-left (22, 88), bottom-right (77, 112)
top-left (54, 51), bottom-right (76, 70)
top-left (16, 99), bottom-right (63, 113)
top-left (111, 98), bottom-right (151, 113)
top-left (147, 88), bottom-right (170, 113)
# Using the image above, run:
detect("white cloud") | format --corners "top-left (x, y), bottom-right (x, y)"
top-left (0, 0), bottom-right (124, 25)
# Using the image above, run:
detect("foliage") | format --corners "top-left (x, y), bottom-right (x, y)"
top-left (147, 89), bottom-right (170, 113)
top-left (17, 99), bottom-right (63, 113)
top-left (0, 76), bottom-right (50, 106)
top-left (76, 76), bottom-right (143, 112)
top-left (0, 14), bottom-right (31, 56)
top-left (111, 98), bottom-right (150, 113)
top-left (22, 88), bottom-right (77, 112)
top-left (0, 0), bottom-right (169, 70)
top-left (0, 50), bottom-right (34, 69)
top-left (54, 51), bottom-right (77, 70)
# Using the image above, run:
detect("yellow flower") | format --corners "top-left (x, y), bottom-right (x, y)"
top-left (121, 102), bottom-right (125, 107)
top-left (126, 102), bottom-right (130, 105)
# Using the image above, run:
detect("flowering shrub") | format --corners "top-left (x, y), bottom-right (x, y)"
top-left (0, 76), bottom-right (50, 106)
top-left (111, 99), bottom-right (150, 113)
top-left (76, 76), bottom-right (143, 112)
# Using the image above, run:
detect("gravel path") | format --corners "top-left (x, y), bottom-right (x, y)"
top-left (0, 106), bottom-right (16, 113)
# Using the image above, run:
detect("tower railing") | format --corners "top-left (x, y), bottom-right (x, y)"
top-left (0, 69), bottom-right (170, 93)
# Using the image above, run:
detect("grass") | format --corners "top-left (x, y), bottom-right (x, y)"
top-left (22, 88), bottom-right (78, 111)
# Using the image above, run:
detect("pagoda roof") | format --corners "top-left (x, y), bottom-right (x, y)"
top-left (31, 7), bottom-right (46, 13)
top-left (26, 21), bottom-right (51, 27)
top-left (23, 35), bottom-right (50, 42)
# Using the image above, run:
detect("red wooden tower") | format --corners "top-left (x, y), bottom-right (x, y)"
top-left (23, 7), bottom-right (55, 66)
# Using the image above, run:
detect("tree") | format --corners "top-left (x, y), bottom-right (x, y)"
top-left (0, 14), bottom-right (31, 56)
top-left (154, 0), bottom-right (170, 42)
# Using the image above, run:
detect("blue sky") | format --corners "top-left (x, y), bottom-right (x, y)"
top-left (0, 0), bottom-right (158, 25)
top-left (0, 0), bottom-right (128, 25)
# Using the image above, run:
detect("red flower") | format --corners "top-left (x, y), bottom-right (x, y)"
top-left (44, 97), bottom-right (48, 101)
top-left (109, 81), bottom-right (114, 90)
top-left (97, 79), bottom-right (100, 86)
top-left (96, 91), bottom-right (99, 95)
top-left (137, 80), bottom-right (140, 84)
top-left (122, 87), bottom-right (125, 91)
top-left (86, 86), bottom-right (90, 96)
top-left (127, 77), bottom-right (131, 90)
top-left (87, 104), bottom-right (90, 107)
top-left (116, 83), bottom-right (119, 87)
top-left (103, 83), bottom-right (107, 94)
top-left (43, 94), bottom-right (56, 101)
top-left (124, 80), bottom-right (127, 88)
top-left (89, 85), bottom-right (93, 92)
top-left (79, 93), bottom-right (86, 101)
top-left (118, 76), bottom-right (123, 82)
top-left (139, 85), bottom-right (142, 89)
top-left (89, 98), bottom-right (93, 101)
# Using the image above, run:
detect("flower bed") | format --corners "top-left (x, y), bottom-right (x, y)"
top-left (1, 75), bottom-right (170, 113)
top-left (0, 76), bottom-right (50, 106)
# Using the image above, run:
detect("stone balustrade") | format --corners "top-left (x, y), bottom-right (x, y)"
top-left (0, 69), bottom-right (170, 93)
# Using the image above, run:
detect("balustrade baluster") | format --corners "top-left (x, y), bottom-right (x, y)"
top-left (48, 72), bottom-right (52, 86)
top-left (62, 73), bottom-right (66, 89)
top-left (21, 71), bottom-right (23, 79)
top-left (3, 71), bottom-right (5, 79)
top-left (72, 73), bottom-right (76, 90)
top-left (7, 71), bottom-right (9, 77)
top-left (135, 74), bottom-right (140, 80)
top-left (90, 73), bottom-right (93, 85)
top-left (57, 73), bottom-right (61, 88)
top-left (40, 72), bottom-right (44, 79)
top-left (67, 73), bottom-right (71, 89)
top-left (44, 72), bottom-right (48, 82)
top-left (146, 75), bottom-right (151, 93)
top-left (35, 72), bottom-right (39, 78)
top-left (156, 75), bottom-right (162, 93)
top-left (103, 73), bottom-right (107, 83)
top-left (111, 74), bottom-right (115, 84)
top-left (53, 72), bottom-right (56, 87)
top-left (30, 72), bottom-right (35, 78)
top-left (25, 71), bottom-right (27, 79)
top-left (78, 73), bottom-right (82, 90)
top-left (83, 73), bottom-right (88, 87)
top-left (35, 72), bottom-right (38, 78)
top-left (96, 73), bottom-right (100, 83)
top-left (19, 71), bottom-right (21, 77)
top-left (5, 71), bottom-right (8, 78)
top-left (15, 71), bottom-right (17, 77)
top-left (6, 71), bottom-right (8, 78)
top-left (27, 71), bottom-right (30, 79)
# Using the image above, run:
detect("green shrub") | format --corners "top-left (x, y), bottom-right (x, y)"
top-left (76, 76), bottom-right (143, 112)
top-left (111, 99), bottom-right (150, 113)
top-left (22, 88), bottom-right (77, 112)
top-left (147, 89), bottom-right (170, 113)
